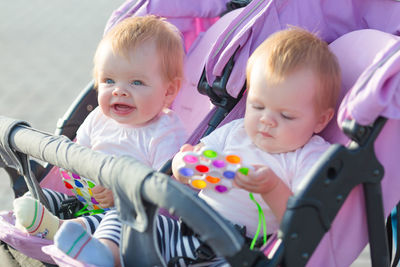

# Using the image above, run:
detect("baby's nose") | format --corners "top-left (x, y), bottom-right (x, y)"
top-left (112, 87), bottom-right (129, 97)
top-left (260, 112), bottom-right (277, 127)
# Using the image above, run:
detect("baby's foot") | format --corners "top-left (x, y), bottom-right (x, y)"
top-left (55, 221), bottom-right (114, 267)
top-left (13, 196), bottom-right (60, 240)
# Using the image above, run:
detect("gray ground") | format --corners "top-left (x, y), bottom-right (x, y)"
top-left (0, 1), bottom-right (124, 209)
top-left (0, 1), bottom-right (371, 266)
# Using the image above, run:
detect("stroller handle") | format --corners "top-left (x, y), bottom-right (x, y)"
top-left (0, 116), bottom-right (268, 266)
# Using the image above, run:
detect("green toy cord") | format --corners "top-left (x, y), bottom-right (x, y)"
top-left (249, 192), bottom-right (267, 250)
top-left (74, 194), bottom-right (266, 249)
top-left (74, 204), bottom-right (105, 217)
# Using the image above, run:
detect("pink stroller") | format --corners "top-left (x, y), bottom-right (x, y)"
top-left (1, 0), bottom-right (400, 266)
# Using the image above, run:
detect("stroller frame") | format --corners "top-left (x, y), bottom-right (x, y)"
top-left (0, 101), bottom-right (391, 267)
top-left (278, 116), bottom-right (388, 266)
top-left (1, 0), bottom-right (400, 266)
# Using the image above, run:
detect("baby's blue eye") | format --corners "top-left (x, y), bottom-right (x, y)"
top-left (132, 80), bottom-right (143, 86)
top-left (105, 78), bottom-right (114, 84)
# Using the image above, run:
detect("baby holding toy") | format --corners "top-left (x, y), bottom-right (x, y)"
top-left (43, 27), bottom-right (341, 266)
top-left (167, 25), bottom-right (341, 250)
top-left (170, 26), bottom-right (340, 264)
top-left (12, 15), bottom-right (187, 266)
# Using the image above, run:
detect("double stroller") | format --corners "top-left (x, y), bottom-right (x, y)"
top-left (1, 0), bottom-right (400, 266)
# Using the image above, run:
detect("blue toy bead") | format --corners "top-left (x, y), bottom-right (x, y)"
top-left (77, 195), bottom-right (86, 203)
top-left (179, 167), bottom-right (194, 177)
top-left (223, 171), bottom-right (236, 179)
top-left (74, 180), bottom-right (84, 188)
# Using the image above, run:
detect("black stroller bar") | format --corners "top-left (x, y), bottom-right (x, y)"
top-left (0, 117), bottom-right (50, 210)
top-left (55, 80), bottom-right (98, 141)
top-left (0, 115), bottom-right (267, 266)
top-left (0, 114), bottom-right (390, 266)
top-left (275, 116), bottom-right (388, 267)
top-left (198, 51), bottom-right (246, 137)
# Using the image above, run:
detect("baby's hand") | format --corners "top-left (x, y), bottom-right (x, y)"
top-left (234, 164), bottom-right (280, 194)
top-left (171, 143), bottom-right (203, 184)
top-left (91, 185), bottom-right (114, 208)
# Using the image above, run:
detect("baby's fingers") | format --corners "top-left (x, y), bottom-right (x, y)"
top-left (234, 172), bottom-right (260, 187)
top-left (180, 144), bottom-right (194, 152)
top-left (91, 185), bottom-right (106, 194)
top-left (233, 178), bottom-right (260, 192)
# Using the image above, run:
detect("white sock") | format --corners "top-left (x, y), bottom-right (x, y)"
top-left (13, 196), bottom-right (60, 240)
top-left (54, 221), bottom-right (114, 267)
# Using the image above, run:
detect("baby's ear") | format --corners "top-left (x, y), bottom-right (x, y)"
top-left (164, 77), bottom-right (182, 107)
top-left (314, 108), bottom-right (334, 133)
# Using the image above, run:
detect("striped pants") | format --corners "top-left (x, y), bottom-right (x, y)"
top-left (25, 188), bottom-right (106, 238)
top-left (99, 209), bottom-right (229, 266)
top-left (30, 189), bottom-right (228, 266)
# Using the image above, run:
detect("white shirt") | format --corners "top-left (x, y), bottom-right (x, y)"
top-left (76, 107), bottom-right (187, 170)
top-left (200, 118), bottom-right (330, 236)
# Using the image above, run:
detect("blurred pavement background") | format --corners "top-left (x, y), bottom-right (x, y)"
top-left (0, 1), bottom-right (370, 266)
top-left (0, 1), bottom-right (124, 209)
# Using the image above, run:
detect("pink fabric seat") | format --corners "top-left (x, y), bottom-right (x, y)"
top-left (305, 29), bottom-right (400, 267)
top-left (1, 0), bottom-right (400, 266)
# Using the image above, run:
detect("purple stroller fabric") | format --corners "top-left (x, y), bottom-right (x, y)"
top-left (305, 29), bottom-right (400, 267)
top-left (2, 1), bottom-right (400, 266)
top-left (0, 211), bottom-right (55, 264)
top-left (103, 0), bottom-right (400, 135)
top-left (172, 8), bottom-right (244, 134)
top-left (205, 0), bottom-right (400, 99)
top-left (104, 0), bottom-right (227, 51)
top-left (104, 0), bottom-right (228, 33)
top-left (41, 245), bottom-right (97, 267)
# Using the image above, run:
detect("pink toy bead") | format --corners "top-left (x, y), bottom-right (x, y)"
top-left (183, 155), bottom-right (198, 164)
top-left (61, 171), bottom-right (71, 180)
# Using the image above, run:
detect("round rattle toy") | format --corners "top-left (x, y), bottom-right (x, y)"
top-left (60, 169), bottom-right (109, 213)
top-left (178, 148), bottom-right (268, 248)
top-left (177, 147), bottom-right (251, 193)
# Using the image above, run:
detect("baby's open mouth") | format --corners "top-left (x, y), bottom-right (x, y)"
top-left (112, 104), bottom-right (135, 114)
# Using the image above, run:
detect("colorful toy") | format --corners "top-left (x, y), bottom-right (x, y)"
top-left (178, 147), bottom-right (267, 247)
top-left (177, 147), bottom-right (252, 193)
top-left (60, 169), bottom-right (108, 213)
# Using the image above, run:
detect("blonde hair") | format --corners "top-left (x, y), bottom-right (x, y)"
top-left (246, 27), bottom-right (341, 112)
top-left (93, 15), bottom-right (184, 87)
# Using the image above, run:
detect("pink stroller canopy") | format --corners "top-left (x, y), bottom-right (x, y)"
top-left (1, 0), bottom-right (400, 266)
